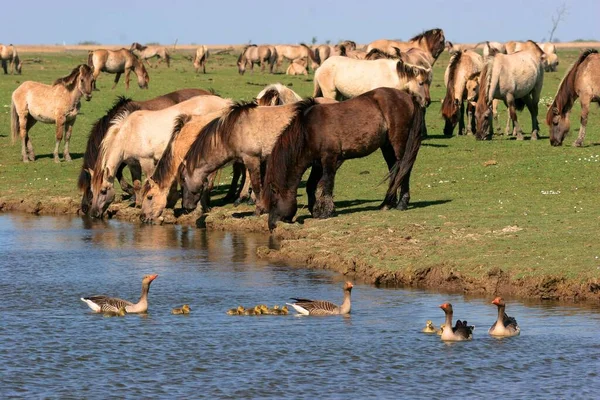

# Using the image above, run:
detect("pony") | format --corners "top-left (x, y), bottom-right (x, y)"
top-left (193, 45), bottom-right (209, 73)
top-left (366, 28), bottom-right (446, 66)
top-left (274, 44), bottom-right (319, 72)
top-left (261, 87), bottom-right (424, 231)
top-left (89, 95), bottom-right (232, 218)
top-left (313, 55), bottom-right (432, 106)
top-left (540, 43), bottom-right (559, 72)
top-left (87, 49), bottom-right (149, 90)
top-left (130, 42), bottom-right (171, 67)
top-left (0, 44), bottom-right (22, 74)
top-left (11, 64), bottom-right (94, 163)
top-left (286, 58), bottom-right (308, 75)
top-left (78, 89), bottom-right (212, 215)
top-left (474, 41), bottom-right (546, 140)
top-left (237, 45), bottom-right (276, 74)
top-left (547, 49), bottom-right (600, 147)
top-left (441, 50), bottom-right (483, 136)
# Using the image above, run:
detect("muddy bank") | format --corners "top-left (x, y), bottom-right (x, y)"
top-left (2, 196), bottom-right (599, 303)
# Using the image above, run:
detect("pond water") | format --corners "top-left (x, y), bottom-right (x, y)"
top-left (0, 214), bottom-right (599, 399)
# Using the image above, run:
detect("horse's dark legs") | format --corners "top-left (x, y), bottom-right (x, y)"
top-left (2, 59), bottom-right (8, 74)
top-left (458, 101), bottom-right (465, 135)
top-left (396, 166), bottom-right (413, 211)
top-left (524, 95), bottom-right (540, 140)
top-left (242, 158), bottom-right (263, 214)
top-left (506, 95), bottom-right (523, 140)
top-left (312, 157), bottom-right (337, 219)
top-left (421, 107), bottom-right (428, 138)
top-left (466, 101), bottom-right (475, 135)
top-left (224, 162), bottom-right (243, 203)
top-left (306, 162), bottom-right (323, 214)
top-left (379, 145), bottom-right (398, 210)
top-left (112, 72), bottom-right (122, 90)
top-left (166, 181), bottom-right (180, 209)
top-left (574, 99), bottom-right (590, 147)
top-left (200, 172), bottom-right (216, 213)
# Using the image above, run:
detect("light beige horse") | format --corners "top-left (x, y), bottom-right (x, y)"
top-left (0, 44), bottom-right (22, 74)
top-left (474, 40), bottom-right (546, 140)
top-left (130, 42), bottom-right (171, 67)
top-left (11, 64), bottom-right (94, 163)
top-left (256, 84), bottom-right (302, 105)
top-left (540, 43), bottom-right (559, 72)
top-left (547, 49), bottom-right (600, 146)
top-left (237, 45), bottom-right (276, 74)
top-left (481, 41), bottom-right (506, 58)
top-left (193, 45), bottom-right (209, 73)
top-left (338, 45), bottom-right (367, 60)
top-left (286, 58), bottom-right (308, 75)
top-left (313, 55), bottom-right (432, 106)
top-left (87, 49), bottom-right (149, 90)
top-left (274, 44), bottom-right (319, 72)
top-left (89, 95), bottom-right (232, 218)
top-left (366, 28), bottom-right (446, 66)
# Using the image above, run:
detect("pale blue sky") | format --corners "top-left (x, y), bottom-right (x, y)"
top-left (5, 0), bottom-right (598, 45)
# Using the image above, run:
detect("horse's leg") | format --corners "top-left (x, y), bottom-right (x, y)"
top-left (53, 117), bottom-right (66, 163)
top-left (129, 162), bottom-right (143, 204)
top-left (2, 60), bottom-right (7, 74)
top-left (239, 169), bottom-right (254, 205)
top-left (241, 157), bottom-right (263, 215)
top-left (524, 95), bottom-right (539, 140)
top-left (25, 117), bottom-right (36, 161)
top-left (125, 69), bottom-right (131, 90)
top-left (92, 69), bottom-right (100, 90)
top-left (62, 120), bottom-right (75, 161)
top-left (306, 162), bottom-right (323, 214)
top-left (18, 112), bottom-right (31, 162)
top-left (505, 95), bottom-right (523, 140)
top-left (112, 72), bottom-right (122, 90)
top-left (379, 145), bottom-right (398, 209)
top-left (466, 101), bottom-right (475, 135)
top-left (166, 180), bottom-right (180, 209)
top-left (136, 158), bottom-right (155, 207)
top-left (397, 166), bottom-right (414, 211)
top-left (312, 156), bottom-right (338, 219)
top-left (200, 172), bottom-right (216, 213)
top-left (224, 162), bottom-right (242, 203)
top-left (115, 163), bottom-right (134, 196)
top-left (573, 98), bottom-right (590, 147)
top-left (458, 101), bottom-right (465, 136)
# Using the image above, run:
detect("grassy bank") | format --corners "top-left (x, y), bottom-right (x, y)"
top-left (1, 49), bottom-right (599, 300)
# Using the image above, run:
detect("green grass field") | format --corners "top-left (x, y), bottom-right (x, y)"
top-left (0, 49), bottom-right (599, 290)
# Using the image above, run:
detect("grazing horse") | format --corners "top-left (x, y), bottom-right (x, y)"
top-left (366, 28), bottom-right (446, 66)
top-left (547, 49), bottom-right (600, 147)
top-left (89, 95), bottom-right (232, 218)
top-left (313, 55), bottom-right (432, 106)
top-left (237, 45), bottom-right (276, 74)
top-left (0, 44), bottom-right (22, 74)
top-left (274, 44), bottom-right (319, 72)
top-left (193, 45), bottom-right (209, 73)
top-left (87, 49), bottom-right (149, 90)
top-left (78, 89), bottom-right (212, 215)
top-left (286, 58), bottom-right (308, 75)
top-left (261, 88), bottom-right (424, 231)
top-left (11, 64), bottom-right (94, 163)
top-left (475, 41), bottom-right (546, 140)
top-left (130, 42), bottom-right (171, 67)
top-left (442, 50), bottom-right (483, 136)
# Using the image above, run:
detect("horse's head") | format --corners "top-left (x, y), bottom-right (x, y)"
top-left (474, 100), bottom-right (493, 140)
top-left (90, 167), bottom-right (116, 218)
top-left (178, 165), bottom-right (204, 211)
top-left (78, 64), bottom-right (94, 101)
top-left (548, 106), bottom-right (570, 146)
top-left (80, 168), bottom-right (94, 215)
top-left (139, 178), bottom-right (168, 223)
top-left (264, 184), bottom-right (297, 232)
top-left (134, 61), bottom-right (149, 89)
top-left (399, 62), bottom-right (431, 108)
top-left (237, 53), bottom-right (247, 75)
top-left (465, 75), bottom-right (480, 102)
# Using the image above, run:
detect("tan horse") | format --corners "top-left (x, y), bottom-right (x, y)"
top-left (237, 45), bottom-right (276, 74)
top-left (540, 42), bottom-right (559, 72)
top-left (474, 41), bottom-right (546, 140)
top-left (286, 58), bottom-right (308, 75)
top-left (481, 41), bottom-right (507, 58)
top-left (338, 45), bottom-right (367, 60)
top-left (87, 49), bottom-right (149, 90)
top-left (193, 45), bottom-right (209, 73)
top-left (0, 44), bottom-right (22, 74)
top-left (130, 42), bottom-right (171, 67)
top-left (274, 44), bottom-right (319, 72)
top-left (11, 64), bottom-right (94, 163)
top-left (313, 55), bottom-right (432, 106)
top-left (442, 50), bottom-right (483, 136)
top-left (366, 28), bottom-right (446, 66)
top-left (547, 49), bottom-right (600, 147)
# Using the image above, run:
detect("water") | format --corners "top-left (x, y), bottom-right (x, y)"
top-left (0, 214), bottom-right (599, 399)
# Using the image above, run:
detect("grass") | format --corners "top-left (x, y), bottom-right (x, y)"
top-left (0, 49), bottom-right (599, 285)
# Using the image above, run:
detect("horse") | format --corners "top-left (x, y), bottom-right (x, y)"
top-left (89, 95), bottom-right (232, 218)
top-left (256, 83), bottom-right (302, 105)
top-left (193, 45), bottom-right (209, 74)
top-left (366, 28), bottom-right (446, 66)
top-left (313, 55), bottom-right (432, 107)
top-left (274, 44), bottom-right (319, 72)
top-left (338, 40), bottom-right (357, 51)
top-left (0, 44), bottom-right (22, 74)
top-left (237, 45), bottom-right (276, 74)
top-left (337, 45), bottom-right (367, 60)
top-left (474, 40), bottom-right (546, 140)
top-left (547, 49), bottom-right (600, 147)
top-left (87, 49), bottom-right (149, 90)
top-left (261, 87), bottom-right (424, 231)
top-left (481, 41), bottom-right (507, 58)
top-left (286, 58), bottom-right (308, 75)
top-left (78, 89), bottom-right (212, 215)
top-left (11, 64), bottom-right (94, 163)
top-left (441, 50), bottom-right (483, 136)
top-left (540, 43), bottom-right (559, 72)
top-left (130, 42), bottom-right (171, 67)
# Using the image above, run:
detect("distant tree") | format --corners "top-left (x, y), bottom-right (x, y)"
top-left (311, 36), bottom-right (318, 45)
top-left (548, 3), bottom-right (568, 43)
top-left (325, 39), bottom-right (331, 45)
top-left (78, 40), bottom-right (100, 45)
top-left (146, 42), bottom-right (160, 46)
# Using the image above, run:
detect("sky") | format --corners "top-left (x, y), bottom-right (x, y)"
top-left (3, 0), bottom-right (598, 45)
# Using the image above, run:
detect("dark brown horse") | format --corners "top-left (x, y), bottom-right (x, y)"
top-left (547, 49), bottom-right (600, 147)
top-left (78, 88), bottom-right (211, 214)
top-left (261, 87), bottom-right (424, 231)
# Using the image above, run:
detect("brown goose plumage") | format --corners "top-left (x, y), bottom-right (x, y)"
top-left (489, 297), bottom-right (520, 337)
top-left (439, 302), bottom-right (474, 341)
top-left (81, 274), bottom-right (158, 314)
top-left (287, 281), bottom-right (353, 315)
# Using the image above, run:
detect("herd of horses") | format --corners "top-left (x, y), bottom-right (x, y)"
top-left (5, 31), bottom-right (600, 231)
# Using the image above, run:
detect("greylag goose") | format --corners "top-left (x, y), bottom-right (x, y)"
top-left (488, 297), bottom-right (520, 337)
top-left (103, 306), bottom-right (127, 317)
top-left (172, 304), bottom-right (191, 315)
top-left (422, 320), bottom-right (437, 334)
top-left (287, 281), bottom-right (353, 315)
top-left (81, 274), bottom-right (158, 314)
top-left (439, 303), bottom-right (474, 341)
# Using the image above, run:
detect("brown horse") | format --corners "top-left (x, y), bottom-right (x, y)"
top-left (88, 49), bottom-right (149, 90)
top-left (130, 42), bottom-right (171, 67)
top-left (11, 64), bottom-right (94, 163)
top-left (78, 89), bottom-right (211, 215)
top-left (442, 50), bottom-right (483, 136)
top-left (193, 45), bottom-right (209, 73)
top-left (237, 45), bottom-right (276, 74)
top-left (0, 44), bottom-right (22, 74)
top-left (547, 49), bottom-right (600, 147)
top-left (366, 28), bottom-right (446, 66)
top-left (261, 87), bottom-right (424, 231)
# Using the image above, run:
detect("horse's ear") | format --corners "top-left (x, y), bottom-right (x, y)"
top-left (148, 177), bottom-right (156, 186)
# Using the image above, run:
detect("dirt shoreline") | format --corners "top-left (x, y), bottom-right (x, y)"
top-left (2, 196), bottom-right (599, 303)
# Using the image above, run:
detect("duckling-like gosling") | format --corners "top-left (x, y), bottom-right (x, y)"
top-left (172, 304), bottom-right (191, 315)
top-left (437, 324), bottom-right (445, 335)
top-left (422, 320), bottom-right (437, 334)
top-left (227, 305), bottom-right (245, 315)
top-left (103, 306), bottom-right (127, 317)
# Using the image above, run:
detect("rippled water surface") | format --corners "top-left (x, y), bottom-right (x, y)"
top-left (1, 214), bottom-right (599, 399)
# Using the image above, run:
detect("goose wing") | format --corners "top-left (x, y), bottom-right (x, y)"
top-left (81, 296), bottom-right (133, 313)
top-left (502, 313), bottom-right (520, 334)
top-left (288, 298), bottom-right (339, 315)
top-left (453, 320), bottom-right (474, 339)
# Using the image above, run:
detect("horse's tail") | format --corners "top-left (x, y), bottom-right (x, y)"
top-left (383, 97), bottom-right (424, 206)
top-left (14, 53), bottom-right (21, 74)
top-left (10, 98), bottom-right (19, 145)
top-left (338, 44), bottom-right (347, 57)
top-left (314, 47), bottom-right (322, 65)
top-left (514, 97), bottom-right (526, 111)
top-left (300, 43), bottom-right (318, 66)
top-left (87, 51), bottom-right (94, 68)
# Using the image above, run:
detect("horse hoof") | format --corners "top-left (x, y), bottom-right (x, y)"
top-left (53, 157), bottom-right (60, 163)
top-left (573, 141), bottom-right (583, 147)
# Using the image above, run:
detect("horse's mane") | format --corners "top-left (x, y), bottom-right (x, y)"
top-left (410, 28), bottom-right (445, 59)
top-left (257, 88), bottom-right (281, 106)
top-left (338, 44), bottom-right (347, 57)
top-left (262, 98), bottom-right (318, 207)
top-left (547, 48), bottom-right (598, 124)
top-left (132, 42), bottom-right (148, 51)
top-left (525, 40), bottom-right (545, 57)
top-left (183, 101), bottom-right (258, 174)
top-left (396, 59), bottom-right (432, 82)
top-left (476, 57), bottom-right (494, 111)
top-left (441, 51), bottom-right (463, 119)
top-left (78, 96), bottom-right (136, 190)
top-left (238, 45), bottom-right (255, 63)
top-left (366, 47), bottom-right (402, 60)
top-left (257, 83), bottom-right (302, 106)
top-left (53, 64), bottom-right (90, 89)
